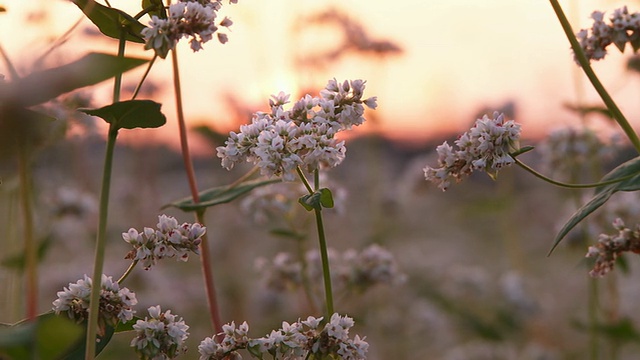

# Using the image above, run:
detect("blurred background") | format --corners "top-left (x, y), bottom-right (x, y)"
top-left (3, 0), bottom-right (640, 358)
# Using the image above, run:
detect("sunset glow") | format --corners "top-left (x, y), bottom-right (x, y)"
top-left (2, 0), bottom-right (640, 148)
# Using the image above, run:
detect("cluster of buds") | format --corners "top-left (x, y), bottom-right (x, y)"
top-left (586, 218), bottom-right (640, 277)
top-left (538, 127), bottom-right (619, 180)
top-left (575, 6), bottom-right (640, 64)
top-left (142, 0), bottom-right (237, 58)
top-left (52, 274), bottom-right (137, 333)
top-left (423, 112), bottom-right (521, 191)
top-left (131, 306), bottom-right (190, 360)
top-left (123, 215), bottom-right (206, 270)
top-left (217, 79), bottom-right (377, 181)
top-left (198, 314), bottom-right (368, 360)
top-left (255, 244), bottom-right (405, 294)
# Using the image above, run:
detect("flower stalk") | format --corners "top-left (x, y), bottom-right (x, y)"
top-left (548, 0), bottom-right (640, 153)
top-left (171, 48), bottom-right (223, 334)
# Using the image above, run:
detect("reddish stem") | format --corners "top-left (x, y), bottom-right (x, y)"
top-left (171, 49), bottom-right (223, 334)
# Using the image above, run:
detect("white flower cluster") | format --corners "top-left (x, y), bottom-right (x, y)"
top-left (423, 112), bottom-right (521, 191)
top-left (141, 0), bottom-right (237, 58)
top-left (217, 79), bottom-right (377, 181)
top-left (52, 274), bottom-right (137, 327)
top-left (575, 6), bottom-right (640, 64)
top-left (255, 244), bottom-right (404, 294)
top-left (586, 218), bottom-right (640, 277)
top-left (131, 305), bottom-right (190, 360)
top-left (342, 244), bottom-right (407, 291)
top-left (123, 214), bottom-right (206, 270)
top-left (538, 127), bottom-right (619, 180)
top-left (198, 314), bottom-right (368, 360)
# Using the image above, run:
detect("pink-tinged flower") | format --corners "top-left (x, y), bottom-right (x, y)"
top-left (52, 274), bottom-right (137, 333)
top-left (424, 112), bottom-right (521, 190)
top-left (217, 79), bottom-right (377, 180)
top-left (124, 215), bottom-right (206, 270)
top-left (131, 305), bottom-right (189, 359)
top-left (142, 0), bottom-right (237, 58)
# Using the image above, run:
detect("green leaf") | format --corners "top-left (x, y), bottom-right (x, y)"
top-left (549, 156), bottom-right (640, 255)
top-left (141, 0), bottom-right (166, 19)
top-left (269, 228), bottom-right (306, 241)
top-left (114, 317), bottom-right (139, 333)
top-left (298, 188), bottom-right (334, 212)
top-left (1, 237), bottom-right (52, 271)
top-left (319, 188), bottom-right (334, 208)
top-left (80, 100), bottom-right (166, 130)
top-left (0, 53), bottom-right (148, 107)
top-left (563, 103), bottom-right (614, 121)
top-left (164, 178), bottom-right (282, 212)
top-left (0, 312), bottom-right (84, 360)
top-left (71, 0), bottom-right (146, 43)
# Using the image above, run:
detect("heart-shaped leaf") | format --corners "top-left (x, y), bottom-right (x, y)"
top-left (71, 0), bottom-right (146, 43)
top-left (80, 100), bottom-right (166, 130)
top-left (164, 178), bottom-right (282, 212)
top-left (298, 188), bottom-right (334, 212)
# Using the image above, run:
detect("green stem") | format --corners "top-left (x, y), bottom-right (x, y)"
top-left (313, 207), bottom-right (334, 317)
top-left (17, 145), bottom-right (36, 320)
top-left (588, 277), bottom-right (600, 360)
top-left (296, 167), bottom-right (334, 317)
top-left (85, 125), bottom-right (118, 359)
top-left (131, 54), bottom-right (157, 100)
top-left (548, 0), bottom-right (640, 153)
top-left (117, 260), bottom-right (138, 284)
top-left (170, 48), bottom-right (222, 334)
top-left (514, 158), bottom-right (637, 189)
top-left (85, 29), bottom-right (126, 359)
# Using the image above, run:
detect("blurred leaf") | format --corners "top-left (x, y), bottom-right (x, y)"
top-left (192, 124), bottom-right (230, 147)
top-left (563, 103), bottom-right (614, 120)
top-left (0, 6), bottom-right (6, 12)
top-left (627, 55), bottom-right (640, 73)
top-left (141, 0), bottom-right (166, 19)
top-left (269, 228), bottom-right (306, 241)
top-left (298, 188), bottom-right (334, 212)
top-left (114, 317), bottom-right (139, 333)
top-left (0, 107), bottom-right (56, 160)
top-left (0, 53), bottom-right (148, 107)
top-left (62, 324), bottom-right (114, 360)
top-left (617, 254), bottom-right (630, 274)
top-left (0, 312), bottom-right (84, 360)
top-left (71, 0), bottom-right (145, 43)
top-left (80, 100), bottom-right (166, 130)
top-left (573, 317), bottom-right (640, 344)
top-left (164, 178), bottom-right (281, 212)
top-left (1, 237), bottom-right (52, 271)
top-left (549, 156), bottom-right (640, 254)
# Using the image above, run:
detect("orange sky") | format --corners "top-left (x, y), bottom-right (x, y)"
top-left (3, 0), bottom-right (640, 150)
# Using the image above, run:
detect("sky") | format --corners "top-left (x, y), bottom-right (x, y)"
top-left (2, 0), bottom-right (640, 150)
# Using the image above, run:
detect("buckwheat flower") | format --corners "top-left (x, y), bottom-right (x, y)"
top-left (124, 215), bottom-right (206, 270)
top-left (586, 218), bottom-right (640, 277)
top-left (538, 126), bottom-right (620, 181)
top-left (142, 0), bottom-right (237, 58)
top-left (131, 305), bottom-right (189, 360)
top-left (217, 79), bottom-right (376, 180)
top-left (574, 6), bottom-right (640, 64)
top-left (423, 112), bottom-right (521, 191)
top-left (342, 244), bottom-right (406, 291)
top-left (199, 314), bottom-right (367, 359)
top-left (52, 274), bottom-right (137, 332)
